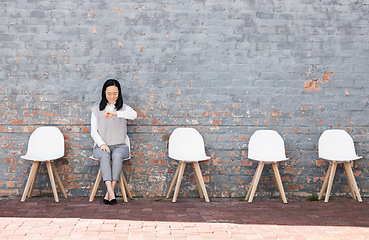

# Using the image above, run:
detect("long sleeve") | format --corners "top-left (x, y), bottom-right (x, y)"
top-left (116, 104), bottom-right (137, 120)
top-left (91, 112), bottom-right (105, 147)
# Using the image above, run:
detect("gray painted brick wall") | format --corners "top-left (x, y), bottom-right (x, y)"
top-left (1, 0), bottom-right (368, 199)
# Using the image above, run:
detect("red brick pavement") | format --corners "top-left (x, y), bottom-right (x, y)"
top-left (0, 196), bottom-right (368, 239)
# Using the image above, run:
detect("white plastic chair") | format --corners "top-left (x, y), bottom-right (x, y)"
top-left (318, 129), bottom-right (362, 202)
top-left (21, 126), bottom-right (68, 202)
top-left (245, 130), bottom-right (288, 203)
top-left (165, 128), bottom-right (211, 202)
top-left (88, 136), bottom-right (132, 203)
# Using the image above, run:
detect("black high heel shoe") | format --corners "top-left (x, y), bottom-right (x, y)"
top-left (103, 199), bottom-right (110, 204)
top-left (109, 199), bottom-right (117, 205)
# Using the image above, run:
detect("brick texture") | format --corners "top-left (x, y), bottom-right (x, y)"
top-left (0, 0), bottom-right (368, 198)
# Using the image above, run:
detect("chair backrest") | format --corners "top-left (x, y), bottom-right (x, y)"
top-left (22, 126), bottom-right (64, 161)
top-left (248, 130), bottom-right (288, 162)
top-left (318, 129), bottom-right (361, 161)
top-left (124, 136), bottom-right (131, 160)
top-left (168, 127), bottom-right (210, 161)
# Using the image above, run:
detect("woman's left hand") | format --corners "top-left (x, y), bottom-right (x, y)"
top-left (104, 111), bottom-right (117, 119)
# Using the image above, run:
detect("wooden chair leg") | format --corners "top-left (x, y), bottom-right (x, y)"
top-left (28, 162), bottom-right (41, 198)
top-left (51, 162), bottom-right (67, 199)
top-left (119, 172), bottom-right (128, 203)
top-left (324, 162), bottom-right (337, 203)
top-left (248, 162), bottom-right (264, 203)
top-left (121, 171), bottom-right (133, 199)
top-left (192, 163), bottom-right (204, 199)
top-left (193, 162), bottom-right (210, 202)
top-left (246, 164), bottom-right (258, 201)
top-left (21, 161), bottom-right (39, 202)
top-left (172, 162), bottom-right (186, 203)
top-left (166, 163), bottom-right (181, 199)
top-left (89, 170), bottom-right (102, 202)
top-left (272, 163), bottom-right (287, 204)
top-left (343, 162), bottom-right (362, 202)
top-left (343, 163), bottom-right (356, 200)
top-left (46, 161), bottom-right (59, 202)
top-left (318, 163), bottom-right (332, 200)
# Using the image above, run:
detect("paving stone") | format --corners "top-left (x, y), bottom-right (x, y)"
top-left (0, 197), bottom-right (369, 239)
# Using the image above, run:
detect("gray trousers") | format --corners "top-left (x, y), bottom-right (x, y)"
top-left (93, 144), bottom-right (129, 182)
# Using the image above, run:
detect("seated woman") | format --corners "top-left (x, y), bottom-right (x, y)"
top-left (91, 79), bottom-right (137, 205)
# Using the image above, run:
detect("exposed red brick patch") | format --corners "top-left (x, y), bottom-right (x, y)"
top-left (161, 134), bottom-right (170, 142)
top-left (11, 119), bottom-right (25, 125)
top-left (88, 9), bottom-right (96, 17)
top-left (150, 159), bottom-right (166, 166)
top-left (239, 135), bottom-right (247, 141)
top-left (304, 79), bottom-right (320, 92)
top-left (235, 178), bottom-right (245, 184)
top-left (81, 126), bottom-right (90, 133)
top-left (322, 72), bottom-right (335, 83)
top-left (313, 177), bottom-right (325, 183)
top-left (0, 189), bottom-right (18, 195)
top-left (301, 105), bottom-right (311, 111)
top-left (315, 160), bottom-right (327, 167)
top-left (6, 181), bottom-right (15, 187)
top-left (64, 134), bottom-right (71, 141)
top-left (354, 170), bottom-right (362, 177)
top-left (136, 109), bottom-right (146, 118)
top-left (43, 112), bottom-right (58, 117)
top-left (4, 158), bottom-right (15, 164)
top-left (240, 159), bottom-right (253, 166)
top-left (0, 126), bottom-right (12, 132)
top-left (213, 119), bottom-right (221, 125)
top-left (152, 118), bottom-right (159, 125)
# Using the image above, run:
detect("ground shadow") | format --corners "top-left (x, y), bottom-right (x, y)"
top-left (0, 196), bottom-right (368, 228)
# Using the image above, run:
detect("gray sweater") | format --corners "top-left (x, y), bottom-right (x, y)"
top-left (91, 104), bottom-right (127, 146)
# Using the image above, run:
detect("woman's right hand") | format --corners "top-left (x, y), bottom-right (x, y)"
top-left (100, 144), bottom-right (110, 153)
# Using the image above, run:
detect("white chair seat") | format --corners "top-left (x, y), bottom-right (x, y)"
top-left (176, 157), bottom-right (211, 163)
top-left (320, 157), bottom-right (362, 163)
top-left (250, 158), bottom-right (288, 163)
top-left (21, 156), bottom-right (59, 162)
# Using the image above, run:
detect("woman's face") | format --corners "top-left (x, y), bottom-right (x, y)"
top-left (105, 86), bottom-right (119, 105)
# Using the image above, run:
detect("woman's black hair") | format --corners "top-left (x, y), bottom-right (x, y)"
top-left (99, 79), bottom-right (124, 111)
